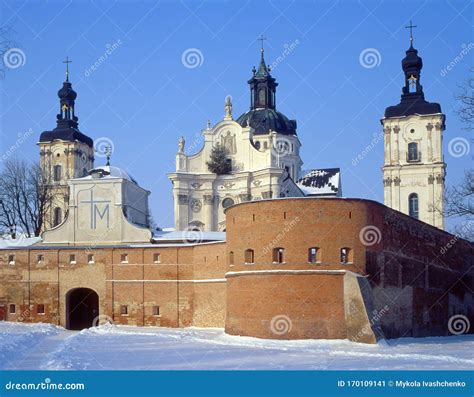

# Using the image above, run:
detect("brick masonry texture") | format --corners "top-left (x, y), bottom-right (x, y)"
top-left (0, 197), bottom-right (472, 343)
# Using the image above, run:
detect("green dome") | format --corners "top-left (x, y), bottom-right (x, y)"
top-left (236, 108), bottom-right (297, 136)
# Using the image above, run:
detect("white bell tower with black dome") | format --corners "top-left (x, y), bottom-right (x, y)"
top-left (38, 58), bottom-right (95, 231)
top-left (382, 23), bottom-right (446, 229)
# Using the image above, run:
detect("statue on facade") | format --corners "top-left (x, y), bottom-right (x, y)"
top-left (178, 136), bottom-right (185, 153)
top-left (224, 95), bottom-right (233, 120)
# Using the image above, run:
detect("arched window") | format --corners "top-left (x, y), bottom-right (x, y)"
top-left (222, 198), bottom-right (235, 209)
top-left (340, 247), bottom-right (352, 264)
top-left (229, 251), bottom-right (234, 266)
top-left (53, 165), bottom-right (62, 182)
top-left (409, 193), bottom-right (419, 219)
top-left (258, 88), bottom-right (265, 104)
top-left (244, 249), bottom-right (254, 264)
top-left (407, 142), bottom-right (419, 161)
top-left (53, 207), bottom-right (62, 227)
top-left (308, 247), bottom-right (320, 264)
top-left (273, 247), bottom-right (284, 264)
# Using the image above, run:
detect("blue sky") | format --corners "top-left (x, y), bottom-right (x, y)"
top-left (0, 0), bottom-right (472, 231)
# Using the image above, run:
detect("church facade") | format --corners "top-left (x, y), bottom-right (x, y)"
top-left (0, 37), bottom-right (472, 343)
top-left (168, 47), bottom-right (339, 232)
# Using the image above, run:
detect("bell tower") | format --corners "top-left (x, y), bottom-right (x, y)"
top-left (248, 35), bottom-right (278, 110)
top-left (381, 22), bottom-right (446, 229)
top-left (38, 58), bottom-right (94, 230)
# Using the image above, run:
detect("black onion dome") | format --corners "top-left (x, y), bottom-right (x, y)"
top-left (39, 74), bottom-right (93, 148)
top-left (236, 108), bottom-right (297, 136)
top-left (402, 45), bottom-right (423, 71)
top-left (384, 43), bottom-right (441, 118)
top-left (57, 81), bottom-right (77, 100)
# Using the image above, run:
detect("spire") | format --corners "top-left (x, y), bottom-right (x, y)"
top-left (256, 35), bottom-right (269, 78)
top-left (38, 58), bottom-right (94, 148)
top-left (248, 35), bottom-right (278, 110)
top-left (401, 21), bottom-right (423, 97)
top-left (56, 59), bottom-right (78, 130)
top-left (405, 20), bottom-right (417, 48)
top-left (63, 56), bottom-right (72, 82)
top-left (383, 22), bottom-right (441, 118)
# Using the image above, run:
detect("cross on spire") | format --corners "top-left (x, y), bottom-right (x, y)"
top-left (105, 144), bottom-right (112, 166)
top-left (258, 34), bottom-right (267, 52)
top-left (405, 20), bottom-right (417, 45)
top-left (63, 56), bottom-right (72, 81)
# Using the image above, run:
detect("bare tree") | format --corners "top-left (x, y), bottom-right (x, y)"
top-left (0, 25), bottom-right (14, 77)
top-left (441, 69), bottom-right (474, 240)
top-left (443, 170), bottom-right (474, 240)
top-left (0, 158), bottom-right (56, 238)
top-left (456, 67), bottom-right (474, 130)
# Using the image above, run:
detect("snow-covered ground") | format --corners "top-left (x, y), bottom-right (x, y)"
top-left (0, 322), bottom-right (472, 370)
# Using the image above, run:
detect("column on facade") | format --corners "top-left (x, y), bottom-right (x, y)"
top-left (426, 122), bottom-right (434, 163)
top-left (203, 194), bottom-right (214, 232)
top-left (392, 125), bottom-right (400, 164)
top-left (384, 125), bottom-right (391, 166)
top-left (176, 193), bottom-right (189, 230)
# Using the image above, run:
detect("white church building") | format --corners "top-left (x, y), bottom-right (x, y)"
top-left (168, 47), bottom-right (341, 232)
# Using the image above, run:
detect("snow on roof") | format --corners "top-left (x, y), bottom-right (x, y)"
top-left (0, 236), bottom-right (42, 248)
top-left (152, 230), bottom-right (226, 243)
top-left (296, 168), bottom-right (341, 197)
top-left (82, 165), bottom-right (138, 184)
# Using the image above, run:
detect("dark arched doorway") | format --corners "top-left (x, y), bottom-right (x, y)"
top-left (66, 288), bottom-right (99, 330)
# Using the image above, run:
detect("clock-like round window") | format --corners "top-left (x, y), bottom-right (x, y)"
top-left (222, 197), bottom-right (235, 209)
